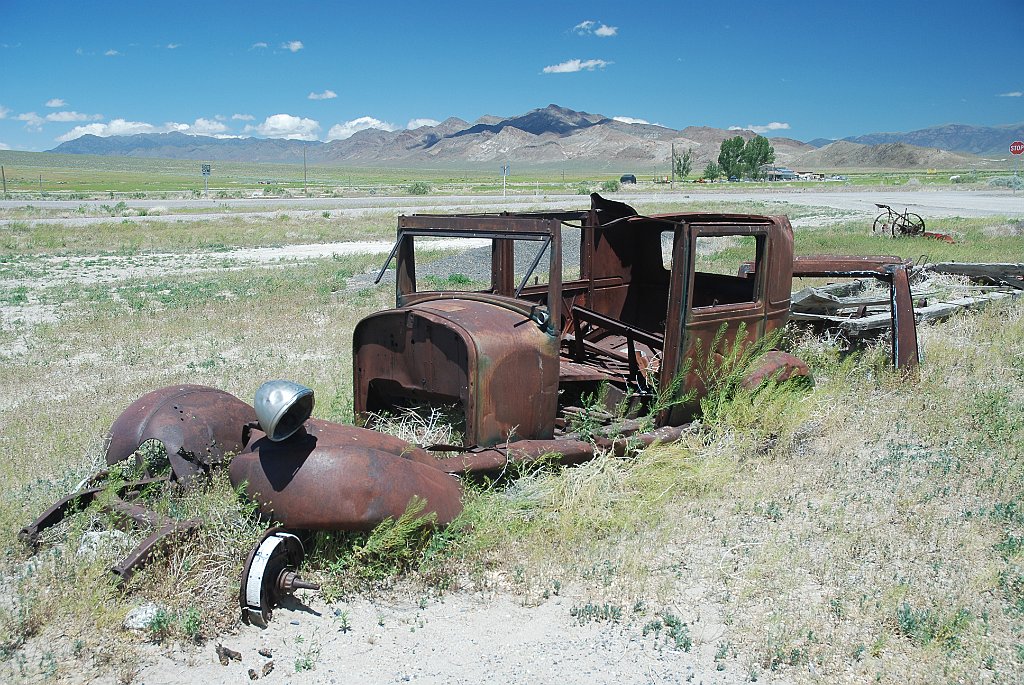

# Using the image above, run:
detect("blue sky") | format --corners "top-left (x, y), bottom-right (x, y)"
top-left (1, 0), bottom-right (1022, 152)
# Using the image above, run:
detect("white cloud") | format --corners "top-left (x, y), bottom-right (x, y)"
top-left (281, 40), bottom-right (304, 52)
top-left (104, 49), bottom-right (120, 56)
top-left (45, 111), bottom-right (103, 122)
top-left (574, 20), bottom-right (617, 37)
top-left (729, 122), bottom-right (791, 134)
top-left (17, 112), bottom-right (44, 130)
top-left (0, 142), bottom-right (10, 150)
top-left (166, 43), bottom-right (180, 49)
top-left (55, 118), bottom-right (159, 142)
top-left (407, 118), bottom-right (440, 130)
top-left (189, 117), bottom-right (228, 135)
top-left (0, 105), bottom-right (9, 119)
top-left (52, 118), bottom-right (231, 143)
top-left (232, 113), bottom-right (255, 121)
top-left (246, 113), bottom-right (321, 140)
top-left (998, 91), bottom-right (1023, 97)
top-left (45, 98), bottom-right (67, 108)
top-left (613, 116), bottom-right (650, 125)
top-left (327, 116), bottom-right (396, 140)
top-left (308, 89), bottom-right (337, 100)
top-left (542, 58), bottom-right (611, 74)
top-left (252, 42), bottom-right (268, 49)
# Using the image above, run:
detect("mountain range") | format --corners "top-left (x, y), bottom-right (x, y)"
top-left (47, 104), bottom-right (1020, 170)
top-left (841, 123), bottom-right (1024, 157)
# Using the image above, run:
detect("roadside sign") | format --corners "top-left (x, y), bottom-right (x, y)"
top-left (201, 164), bottom-right (212, 175)
top-left (1010, 141), bottom-right (1024, 155)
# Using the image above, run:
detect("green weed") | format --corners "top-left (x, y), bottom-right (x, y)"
top-left (894, 603), bottom-right (972, 651)
top-left (293, 636), bottom-right (320, 672)
top-left (569, 602), bottom-right (622, 624)
top-left (642, 612), bottom-right (692, 651)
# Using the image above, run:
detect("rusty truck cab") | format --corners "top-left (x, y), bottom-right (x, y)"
top-left (353, 194), bottom-right (796, 448)
top-left (542, 194), bottom-right (795, 424)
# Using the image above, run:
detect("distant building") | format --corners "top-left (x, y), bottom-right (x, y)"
top-left (761, 165), bottom-right (798, 181)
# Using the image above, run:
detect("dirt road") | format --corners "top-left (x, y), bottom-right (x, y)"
top-left (2, 188), bottom-right (1022, 228)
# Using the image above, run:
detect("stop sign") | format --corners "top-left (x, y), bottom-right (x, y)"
top-left (1011, 140), bottom-right (1024, 155)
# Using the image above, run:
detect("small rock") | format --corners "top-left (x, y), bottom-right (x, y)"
top-left (262, 661), bottom-right (274, 677)
top-left (78, 530), bottom-right (131, 559)
top-left (124, 603), bottom-right (164, 631)
top-left (248, 668), bottom-right (258, 680)
top-left (215, 643), bottom-right (242, 666)
top-left (290, 620), bottom-right (300, 625)
top-left (258, 648), bottom-right (273, 658)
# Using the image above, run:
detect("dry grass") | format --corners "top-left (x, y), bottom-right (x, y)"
top-left (0, 212), bottom-right (398, 255)
top-left (0, 201), bottom-right (1022, 682)
top-left (430, 301), bottom-right (1024, 683)
top-left (0, 253), bottom-right (392, 681)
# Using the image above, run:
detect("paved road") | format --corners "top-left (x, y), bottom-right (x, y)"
top-left (1, 189), bottom-right (1022, 228)
top-left (691, 190), bottom-right (1024, 218)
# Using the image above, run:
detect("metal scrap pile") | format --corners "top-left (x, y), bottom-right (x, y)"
top-left (790, 262), bottom-right (1024, 342)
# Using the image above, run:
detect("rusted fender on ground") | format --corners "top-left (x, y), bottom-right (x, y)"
top-left (104, 385), bottom-right (257, 482)
top-left (740, 350), bottom-right (811, 390)
top-left (229, 421), bottom-right (463, 530)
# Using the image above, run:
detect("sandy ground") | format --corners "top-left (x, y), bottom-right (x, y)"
top-left (3, 238), bottom-right (490, 290)
top-left (134, 587), bottom-right (778, 685)
top-left (0, 238), bottom-right (487, 332)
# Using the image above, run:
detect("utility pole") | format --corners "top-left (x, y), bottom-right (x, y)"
top-left (1, 166), bottom-right (7, 199)
top-left (303, 146), bottom-right (308, 197)
top-left (670, 142), bottom-right (675, 190)
top-left (501, 163), bottom-right (509, 197)
top-left (39, 174), bottom-right (42, 194)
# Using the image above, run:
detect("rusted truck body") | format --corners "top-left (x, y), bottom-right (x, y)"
top-left (353, 193), bottom-right (808, 456)
top-left (22, 194), bottom-right (920, 621)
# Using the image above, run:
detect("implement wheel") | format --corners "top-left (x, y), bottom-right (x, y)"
top-left (895, 212), bottom-right (925, 237)
top-left (873, 212), bottom-right (892, 236)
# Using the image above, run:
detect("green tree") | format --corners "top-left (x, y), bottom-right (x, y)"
top-left (718, 136), bottom-right (745, 179)
top-left (741, 135), bottom-right (776, 180)
top-left (702, 161), bottom-right (721, 181)
top-left (673, 147), bottom-right (694, 180)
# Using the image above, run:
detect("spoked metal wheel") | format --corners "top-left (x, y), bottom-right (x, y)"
top-left (872, 212), bottom-right (893, 235)
top-left (894, 212), bottom-right (925, 237)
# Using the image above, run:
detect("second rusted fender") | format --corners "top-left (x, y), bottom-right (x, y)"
top-left (229, 422), bottom-right (463, 530)
top-left (105, 385), bottom-right (257, 482)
